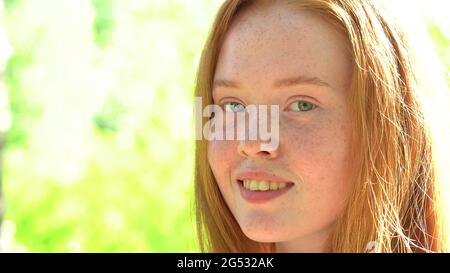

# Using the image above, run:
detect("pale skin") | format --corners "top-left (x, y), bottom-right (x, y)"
top-left (208, 2), bottom-right (354, 252)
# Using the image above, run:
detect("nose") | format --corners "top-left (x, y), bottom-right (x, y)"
top-left (237, 140), bottom-right (280, 160)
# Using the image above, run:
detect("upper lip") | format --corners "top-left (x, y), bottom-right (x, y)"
top-left (235, 170), bottom-right (292, 183)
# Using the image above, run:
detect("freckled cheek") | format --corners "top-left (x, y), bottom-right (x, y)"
top-left (207, 140), bottom-right (239, 184)
top-left (280, 120), bottom-right (351, 181)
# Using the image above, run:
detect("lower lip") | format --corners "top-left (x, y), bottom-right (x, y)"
top-left (237, 181), bottom-right (293, 203)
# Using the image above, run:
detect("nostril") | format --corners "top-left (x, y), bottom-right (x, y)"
top-left (238, 141), bottom-right (279, 159)
top-left (258, 151), bottom-right (271, 156)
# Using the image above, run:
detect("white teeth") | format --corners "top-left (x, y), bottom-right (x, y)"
top-left (242, 180), bottom-right (290, 191)
top-left (258, 181), bottom-right (269, 191)
top-left (269, 182), bottom-right (278, 190)
top-left (250, 180), bottom-right (258, 191)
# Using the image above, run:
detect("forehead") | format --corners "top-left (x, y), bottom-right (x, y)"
top-left (214, 3), bottom-right (352, 91)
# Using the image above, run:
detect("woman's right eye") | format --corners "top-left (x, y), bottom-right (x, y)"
top-left (223, 102), bottom-right (246, 112)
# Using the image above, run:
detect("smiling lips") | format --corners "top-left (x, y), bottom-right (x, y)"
top-left (236, 171), bottom-right (294, 203)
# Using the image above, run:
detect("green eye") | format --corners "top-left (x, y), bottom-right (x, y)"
top-left (224, 102), bottom-right (245, 112)
top-left (288, 101), bottom-right (317, 112)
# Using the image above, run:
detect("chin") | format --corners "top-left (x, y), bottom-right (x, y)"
top-left (237, 215), bottom-right (290, 243)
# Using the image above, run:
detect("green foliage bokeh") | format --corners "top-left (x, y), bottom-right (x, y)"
top-left (2, 0), bottom-right (223, 252)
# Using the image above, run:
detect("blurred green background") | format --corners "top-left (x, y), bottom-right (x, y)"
top-left (0, 0), bottom-right (448, 252)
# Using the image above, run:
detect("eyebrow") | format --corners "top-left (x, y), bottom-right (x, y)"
top-left (213, 74), bottom-right (331, 90)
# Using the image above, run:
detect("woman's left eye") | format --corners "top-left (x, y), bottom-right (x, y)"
top-left (287, 100), bottom-right (317, 112)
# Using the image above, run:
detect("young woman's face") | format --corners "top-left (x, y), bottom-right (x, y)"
top-left (208, 3), bottom-right (353, 252)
